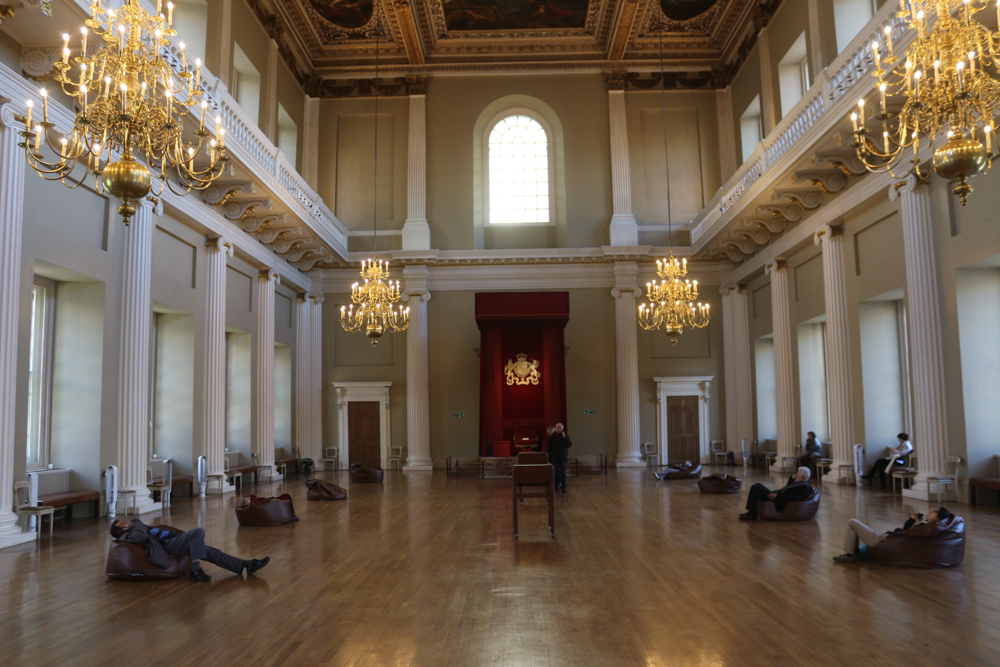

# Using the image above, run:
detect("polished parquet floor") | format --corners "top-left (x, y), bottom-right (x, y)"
top-left (1, 465), bottom-right (998, 667)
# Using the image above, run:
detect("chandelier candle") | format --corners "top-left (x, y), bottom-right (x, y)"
top-left (16, 0), bottom-right (229, 225)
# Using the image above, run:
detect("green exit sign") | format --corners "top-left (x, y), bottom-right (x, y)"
top-left (582, 410), bottom-right (596, 415)
top-left (452, 413), bottom-right (466, 418)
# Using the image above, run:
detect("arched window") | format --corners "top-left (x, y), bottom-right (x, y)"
top-left (487, 114), bottom-right (550, 224)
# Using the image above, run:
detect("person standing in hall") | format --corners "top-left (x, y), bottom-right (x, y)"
top-left (547, 422), bottom-right (572, 493)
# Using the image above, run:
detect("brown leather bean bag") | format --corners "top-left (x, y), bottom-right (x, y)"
top-left (105, 525), bottom-right (191, 581)
top-left (868, 516), bottom-right (966, 568)
top-left (663, 463), bottom-right (702, 480)
top-left (698, 474), bottom-right (742, 494)
top-left (758, 485), bottom-right (821, 521)
top-left (306, 478), bottom-right (347, 500)
top-left (235, 497), bottom-right (295, 526)
top-left (350, 463), bottom-right (384, 484)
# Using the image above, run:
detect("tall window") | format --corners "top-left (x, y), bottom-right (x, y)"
top-left (739, 96), bottom-right (762, 164)
top-left (27, 279), bottom-right (55, 468)
top-left (232, 43), bottom-right (261, 127)
top-left (778, 33), bottom-right (810, 118)
top-left (488, 114), bottom-right (550, 224)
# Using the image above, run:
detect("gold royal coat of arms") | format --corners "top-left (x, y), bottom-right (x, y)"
top-left (504, 353), bottom-right (541, 386)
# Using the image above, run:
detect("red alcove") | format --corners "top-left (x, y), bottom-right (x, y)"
top-left (475, 292), bottom-right (568, 457)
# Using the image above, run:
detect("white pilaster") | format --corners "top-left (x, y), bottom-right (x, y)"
top-left (0, 104), bottom-right (38, 548)
top-left (403, 93), bottom-right (431, 250)
top-left (890, 177), bottom-right (949, 499)
top-left (309, 294), bottom-right (325, 462)
top-left (302, 96), bottom-right (321, 191)
top-left (204, 237), bottom-right (236, 493)
top-left (814, 225), bottom-right (856, 484)
top-left (607, 88), bottom-right (638, 247)
top-left (403, 266), bottom-right (433, 470)
top-left (613, 262), bottom-right (643, 466)
top-left (117, 199), bottom-right (160, 514)
top-left (294, 293), bottom-right (315, 462)
top-left (758, 27), bottom-right (777, 136)
top-left (716, 88), bottom-right (738, 182)
top-left (254, 269), bottom-right (280, 479)
top-left (766, 259), bottom-right (797, 472)
top-left (721, 283), bottom-right (754, 459)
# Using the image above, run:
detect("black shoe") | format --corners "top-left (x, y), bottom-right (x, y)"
top-left (189, 568), bottom-right (212, 582)
top-left (833, 553), bottom-right (858, 564)
top-left (738, 512), bottom-right (758, 521)
top-left (245, 557), bottom-right (270, 576)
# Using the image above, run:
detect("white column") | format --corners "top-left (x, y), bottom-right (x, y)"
top-left (814, 224), bottom-right (856, 484)
top-left (403, 266), bottom-right (433, 470)
top-left (721, 284), bottom-right (754, 458)
top-left (117, 199), bottom-right (160, 514)
top-left (766, 259), bottom-right (797, 472)
top-left (890, 177), bottom-right (949, 499)
top-left (254, 269), bottom-right (280, 479)
top-left (204, 237), bottom-right (235, 493)
top-left (0, 105), bottom-right (37, 548)
top-left (758, 27), bottom-right (777, 136)
top-left (607, 81), bottom-right (638, 247)
top-left (613, 262), bottom-right (642, 466)
top-left (309, 294), bottom-right (325, 463)
top-left (403, 92), bottom-right (431, 250)
top-left (294, 293), bottom-right (315, 462)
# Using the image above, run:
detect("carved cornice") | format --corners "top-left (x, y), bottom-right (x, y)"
top-left (792, 168), bottom-right (848, 194)
top-left (221, 198), bottom-right (272, 221)
top-left (203, 181), bottom-right (255, 207)
top-left (772, 188), bottom-right (822, 211)
top-left (603, 70), bottom-right (628, 91)
top-left (405, 74), bottom-right (429, 95)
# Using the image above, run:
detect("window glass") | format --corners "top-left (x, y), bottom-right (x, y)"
top-left (488, 115), bottom-right (550, 224)
top-left (27, 280), bottom-right (54, 467)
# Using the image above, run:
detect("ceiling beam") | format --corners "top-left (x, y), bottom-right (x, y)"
top-left (391, 0), bottom-right (426, 66)
top-left (607, 0), bottom-right (645, 62)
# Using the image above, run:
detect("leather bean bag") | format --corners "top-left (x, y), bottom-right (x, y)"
top-left (235, 496), bottom-right (295, 526)
top-left (698, 474), bottom-right (742, 494)
top-left (306, 478), bottom-right (347, 500)
top-left (663, 463), bottom-right (702, 480)
top-left (868, 516), bottom-right (966, 568)
top-left (350, 463), bottom-right (384, 484)
top-left (106, 525), bottom-right (191, 581)
top-left (758, 485), bottom-right (821, 521)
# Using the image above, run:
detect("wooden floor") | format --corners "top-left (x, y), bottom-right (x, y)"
top-left (1, 466), bottom-right (998, 666)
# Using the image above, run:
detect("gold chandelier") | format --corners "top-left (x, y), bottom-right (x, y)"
top-left (637, 24), bottom-right (710, 344)
top-left (339, 4), bottom-right (409, 345)
top-left (852, 0), bottom-right (1000, 205)
top-left (16, 0), bottom-right (228, 225)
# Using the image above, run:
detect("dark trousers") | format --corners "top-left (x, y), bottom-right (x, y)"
top-left (868, 458), bottom-right (902, 487)
top-left (553, 461), bottom-right (567, 491)
top-left (162, 528), bottom-right (245, 573)
top-left (745, 483), bottom-right (774, 513)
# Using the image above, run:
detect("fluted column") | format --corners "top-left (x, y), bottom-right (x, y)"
top-left (604, 71), bottom-right (638, 247)
top-left (404, 266), bottom-right (433, 470)
top-left (253, 269), bottom-right (280, 478)
top-left (814, 224), bottom-right (856, 484)
top-left (309, 294), bottom-right (325, 463)
top-left (0, 105), bottom-right (36, 548)
top-left (766, 259), bottom-right (797, 472)
top-left (403, 76), bottom-right (431, 251)
top-left (613, 262), bottom-right (643, 466)
top-left (721, 283), bottom-right (754, 459)
top-left (117, 199), bottom-right (160, 513)
top-left (294, 293), bottom-right (315, 462)
top-left (204, 237), bottom-right (235, 493)
top-left (890, 177), bottom-right (948, 499)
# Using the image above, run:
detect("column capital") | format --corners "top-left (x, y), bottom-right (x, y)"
top-left (603, 70), bottom-right (628, 91)
top-left (719, 285), bottom-right (739, 297)
top-left (611, 261), bottom-right (642, 298)
top-left (0, 102), bottom-right (24, 130)
top-left (310, 293), bottom-right (326, 305)
top-left (764, 257), bottom-right (787, 276)
top-left (405, 75), bottom-right (430, 95)
top-left (259, 268), bottom-right (281, 284)
top-left (888, 173), bottom-right (928, 201)
top-left (207, 236), bottom-right (235, 257)
top-left (813, 222), bottom-right (844, 246)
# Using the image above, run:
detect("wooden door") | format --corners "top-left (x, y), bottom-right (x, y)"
top-left (666, 396), bottom-right (700, 464)
top-left (348, 401), bottom-right (381, 467)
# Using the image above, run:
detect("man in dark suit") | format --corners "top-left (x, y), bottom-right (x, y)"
top-left (547, 423), bottom-right (572, 493)
top-left (739, 467), bottom-right (812, 521)
top-left (110, 518), bottom-right (270, 582)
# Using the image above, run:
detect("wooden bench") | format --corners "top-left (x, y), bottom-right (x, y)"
top-left (230, 465), bottom-right (257, 485)
top-left (969, 478), bottom-right (1000, 505)
top-left (39, 490), bottom-right (101, 517)
top-left (274, 458), bottom-right (299, 475)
